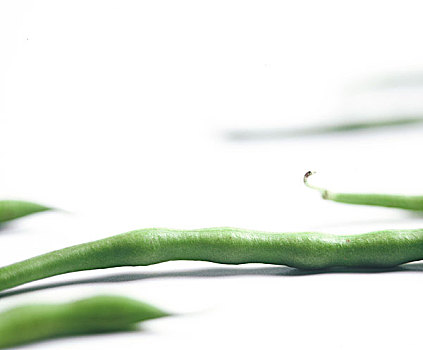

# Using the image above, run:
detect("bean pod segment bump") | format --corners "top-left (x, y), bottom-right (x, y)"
top-left (1, 227), bottom-right (423, 292)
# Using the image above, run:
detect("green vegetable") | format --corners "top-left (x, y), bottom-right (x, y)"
top-left (304, 171), bottom-right (423, 210)
top-left (1, 227), bottom-right (423, 291)
top-left (226, 116), bottom-right (423, 140)
top-left (0, 295), bottom-right (169, 349)
top-left (0, 200), bottom-right (51, 224)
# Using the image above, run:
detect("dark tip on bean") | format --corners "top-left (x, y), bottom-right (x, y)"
top-left (304, 171), bottom-right (313, 183)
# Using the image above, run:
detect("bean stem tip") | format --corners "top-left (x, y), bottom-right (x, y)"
top-left (303, 171), bottom-right (329, 199)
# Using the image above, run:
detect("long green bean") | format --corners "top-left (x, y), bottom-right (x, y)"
top-left (1, 227), bottom-right (423, 292)
top-left (0, 295), bottom-right (169, 349)
top-left (304, 171), bottom-right (423, 210)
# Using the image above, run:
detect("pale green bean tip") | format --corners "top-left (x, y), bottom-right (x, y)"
top-left (303, 171), bottom-right (329, 199)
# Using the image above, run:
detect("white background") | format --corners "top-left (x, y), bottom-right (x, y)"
top-left (1, 1), bottom-right (423, 349)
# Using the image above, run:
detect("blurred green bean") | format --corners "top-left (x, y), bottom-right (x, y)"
top-left (0, 295), bottom-right (170, 348)
top-left (0, 200), bottom-right (51, 224)
top-left (226, 116), bottom-right (423, 141)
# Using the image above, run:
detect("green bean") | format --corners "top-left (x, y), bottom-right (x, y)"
top-left (226, 116), bottom-right (423, 140)
top-left (0, 295), bottom-right (169, 349)
top-left (304, 171), bottom-right (423, 210)
top-left (1, 227), bottom-right (423, 291)
top-left (0, 200), bottom-right (51, 224)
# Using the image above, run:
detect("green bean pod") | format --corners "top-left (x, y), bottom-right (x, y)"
top-left (304, 171), bottom-right (423, 210)
top-left (0, 295), bottom-right (169, 349)
top-left (1, 227), bottom-right (423, 292)
top-left (0, 200), bottom-right (51, 223)
top-left (227, 116), bottom-right (423, 140)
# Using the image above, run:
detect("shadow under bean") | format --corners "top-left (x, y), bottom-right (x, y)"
top-left (2, 263), bottom-right (423, 299)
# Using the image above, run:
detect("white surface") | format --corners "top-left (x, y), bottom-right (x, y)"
top-left (1, 1), bottom-right (423, 349)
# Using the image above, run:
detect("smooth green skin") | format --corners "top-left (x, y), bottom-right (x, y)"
top-left (0, 200), bottom-right (51, 223)
top-left (304, 171), bottom-right (423, 210)
top-left (0, 295), bottom-right (169, 349)
top-left (324, 192), bottom-right (423, 210)
top-left (1, 227), bottom-right (423, 292)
